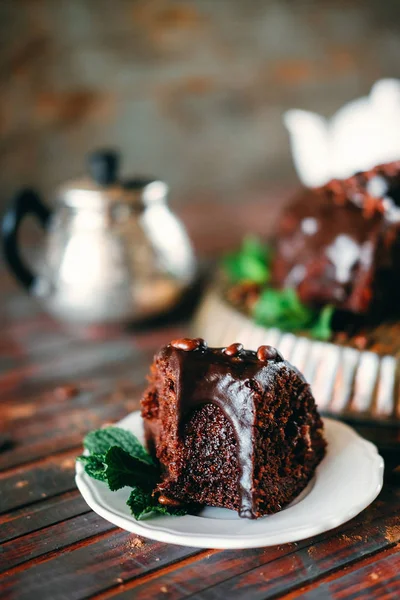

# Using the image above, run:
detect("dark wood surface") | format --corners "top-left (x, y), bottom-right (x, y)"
top-left (1, 200), bottom-right (400, 600)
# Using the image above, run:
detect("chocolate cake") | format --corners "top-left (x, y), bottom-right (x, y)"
top-left (141, 337), bottom-right (326, 519)
top-left (272, 161), bottom-right (400, 319)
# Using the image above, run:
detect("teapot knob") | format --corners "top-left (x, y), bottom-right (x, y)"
top-left (87, 149), bottom-right (119, 186)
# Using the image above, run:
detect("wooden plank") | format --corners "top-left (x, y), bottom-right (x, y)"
top-left (181, 515), bottom-right (400, 600)
top-left (0, 338), bottom-right (139, 396)
top-left (287, 547), bottom-right (400, 599)
top-left (0, 356), bottom-right (147, 409)
top-left (0, 360), bottom-right (147, 408)
top-left (104, 489), bottom-right (400, 600)
top-left (0, 451), bottom-right (77, 514)
top-left (0, 300), bottom-right (45, 329)
top-left (0, 532), bottom-right (201, 600)
top-left (0, 389), bottom-right (142, 471)
top-left (0, 324), bottom-right (72, 369)
top-left (0, 491), bottom-right (88, 544)
top-left (0, 511), bottom-right (116, 573)
top-left (0, 333), bottom-right (180, 472)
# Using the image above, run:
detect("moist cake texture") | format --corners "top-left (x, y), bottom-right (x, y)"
top-left (141, 338), bottom-right (326, 519)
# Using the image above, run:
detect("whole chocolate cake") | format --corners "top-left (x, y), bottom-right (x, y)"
top-left (272, 161), bottom-right (400, 319)
top-left (141, 338), bottom-right (326, 519)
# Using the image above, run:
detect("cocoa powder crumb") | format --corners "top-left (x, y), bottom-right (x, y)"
top-left (341, 534), bottom-right (362, 543)
top-left (15, 480), bottom-right (28, 489)
top-left (385, 525), bottom-right (400, 543)
top-left (129, 536), bottom-right (144, 548)
top-left (307, 546), bottom-right (318, 556)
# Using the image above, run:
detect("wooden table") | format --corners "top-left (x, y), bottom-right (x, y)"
top-left (1, 199), bottom-right (400, 600)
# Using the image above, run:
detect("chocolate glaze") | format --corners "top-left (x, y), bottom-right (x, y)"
top-left (272, 161), bottom-right (400, 317)
top-left (162, 342), bottom-right (298, 518)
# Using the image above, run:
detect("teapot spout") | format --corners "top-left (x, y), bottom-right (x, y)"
top-left (284, 109), bottom-right (331, 188)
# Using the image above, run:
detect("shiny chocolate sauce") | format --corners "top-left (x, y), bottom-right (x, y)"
top-left (272, 161), bottom-right (400, 316)
top-left (165, 339), bottom-right (288, 518)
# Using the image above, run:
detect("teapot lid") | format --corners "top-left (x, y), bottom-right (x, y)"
top-left (58, 149), bottom-right (168, 209)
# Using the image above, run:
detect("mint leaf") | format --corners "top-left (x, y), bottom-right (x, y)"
top-left (77, 454), bottom-right (107, 481)
top-left (310, 305), bottom-right (334, 341)
top-left (104, 446), bottom-right (158, 492)
top-left (83, 427), bottom-right (154, 465)
top-left (253, 288), bottom-right (312, 330)
top-left (127, 488), bottom-right (187, 520)
top-left (223, 236), bottom-right (271, 284)
top-left (281, 288), bottom-right (314, 325)
top-left (221, 234), bottom-right (337, 341)
top-left (253, 287), bottom-right (334, 340)
top-left (126, 487), bottom-right (153, 520)
top-left (78, 426), bottom-right (189, 520)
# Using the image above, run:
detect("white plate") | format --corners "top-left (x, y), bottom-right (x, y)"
top-left (75, 412), bottom-right (384, 549)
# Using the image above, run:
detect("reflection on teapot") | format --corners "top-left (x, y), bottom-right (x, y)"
top-left (1, 150), bottom-right (197, 325)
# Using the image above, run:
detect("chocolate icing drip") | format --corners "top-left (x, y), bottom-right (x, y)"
top-left (272, 161), bottom-right (400, 316)
top-left (164, 344), bottom-right (287, 518)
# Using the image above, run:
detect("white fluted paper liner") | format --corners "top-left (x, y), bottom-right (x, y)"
top-left (192, 289), bottom-right (400, 422)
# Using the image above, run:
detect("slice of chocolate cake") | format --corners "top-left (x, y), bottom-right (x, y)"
top-left (272, 161), bottom-right (400, 319)
top-left (141, 338), bottom-right (326, 519)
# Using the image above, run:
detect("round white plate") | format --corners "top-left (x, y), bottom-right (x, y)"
top-left (75, 412), bottom-right (384, 549)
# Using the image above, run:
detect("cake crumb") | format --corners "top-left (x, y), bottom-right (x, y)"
top-left (15, 480), bottom-right (28, 488)
top-left (129, 536), bottom-right (144, 548)
top-left (385, 525), bottom-right (400, 543)
top-left (369, 572), bottom-right (379, 581)
top-left (116, 578), bottom-right (123, 584)
top-left (160, 586), bottom-right (168, 593)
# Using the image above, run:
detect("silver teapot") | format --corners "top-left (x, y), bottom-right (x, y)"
top-left (2, 150), bottom-right (197, 325)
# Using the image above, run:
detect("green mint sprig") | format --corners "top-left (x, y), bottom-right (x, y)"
top-left (223, 235), bottom-right (271, 284)
top-left (253, 289), bottom-right (334, 341)
top-left (222, 236), bottom-right (334, 341)
top-left (77, 427), bottom-right (188, 520)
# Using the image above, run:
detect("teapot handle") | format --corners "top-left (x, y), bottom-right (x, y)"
top-left (2, 188), bottom-right (52, 290)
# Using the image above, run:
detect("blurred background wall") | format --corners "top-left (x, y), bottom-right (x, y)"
top-left (0, 0), bottom-right (399, 208)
